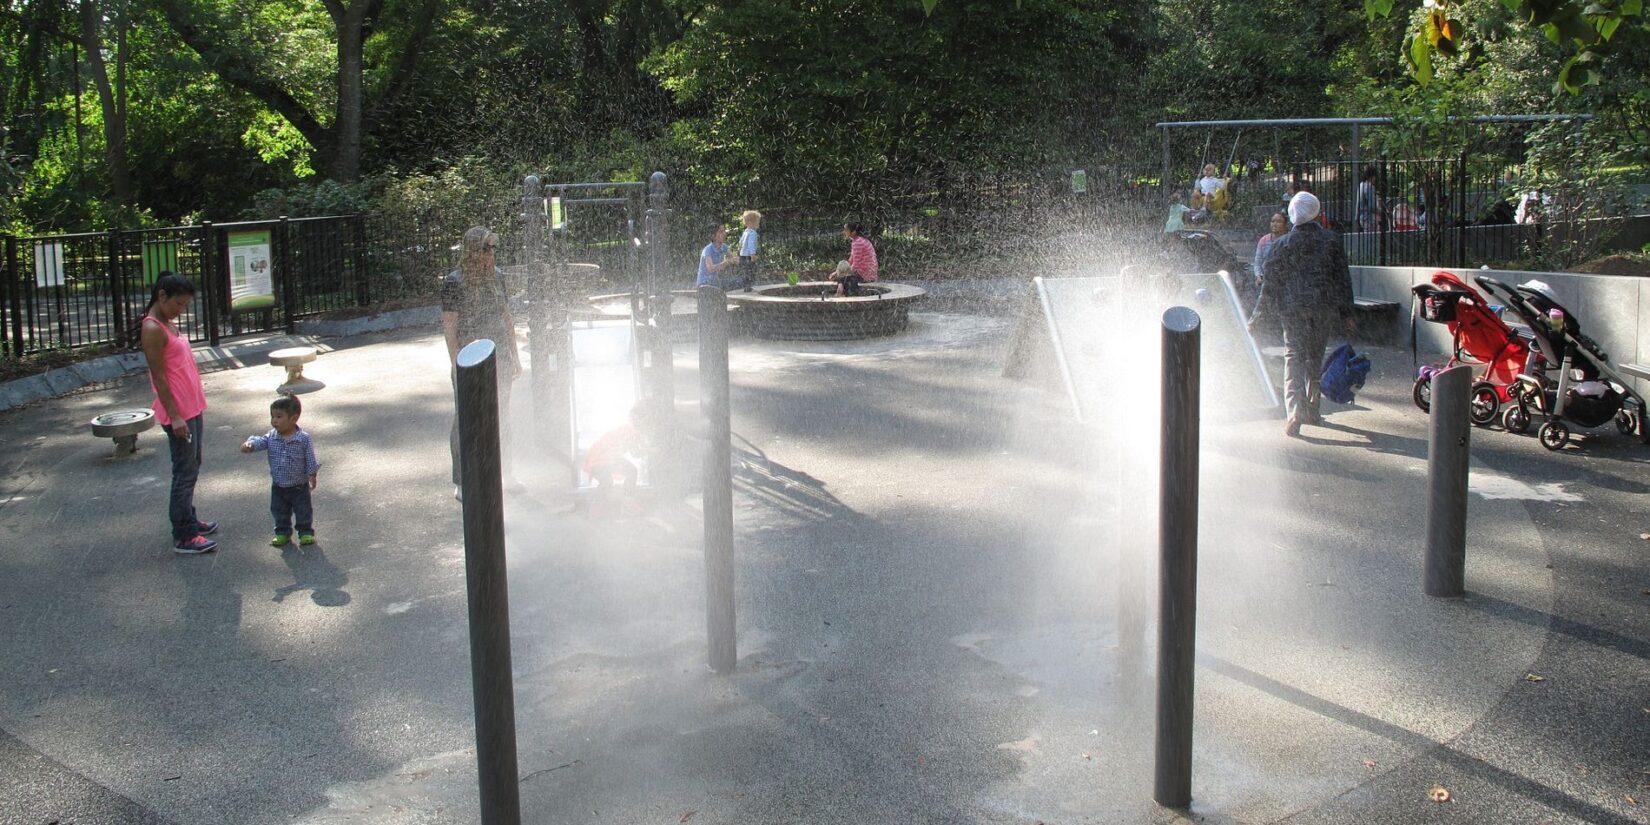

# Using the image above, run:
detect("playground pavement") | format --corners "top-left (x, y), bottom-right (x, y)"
top-left (1, 309), bottom-right (1648, 825)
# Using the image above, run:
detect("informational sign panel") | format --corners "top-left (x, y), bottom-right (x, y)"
top-left (226, 228), bottom-right (275, 311)
top-left (33, 241), bottom-right (65, 288)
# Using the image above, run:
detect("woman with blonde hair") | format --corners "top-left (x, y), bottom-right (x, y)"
top-left (441, 226), bottom-right (523, 498)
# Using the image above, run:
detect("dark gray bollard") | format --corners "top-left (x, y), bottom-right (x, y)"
top-left (643, 172), bottom-right (675, 406)
top-left (455, 340), bottom-right (523, 825)
top-left (1154, 307), bottom-right (1201, 809)
top-left (1425, 364), bottom-right (1471, 597)
top-left (697, 286), bottom-right (737, 674)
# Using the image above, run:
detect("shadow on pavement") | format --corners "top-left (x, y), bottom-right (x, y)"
top-left (1200, 653), bottom-right (1642, 825)
top-left (272, 545), bottom-right (351, 607)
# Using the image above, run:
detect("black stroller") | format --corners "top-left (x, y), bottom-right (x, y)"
top-left (1163, 231), bottom-right (1257, 309)
top-left (1474, 276), bottom-right (1650, 450)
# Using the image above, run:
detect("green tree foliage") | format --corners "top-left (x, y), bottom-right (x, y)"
top-left (2, 0), bottom-right (1644, 237)
top-left (149, 0), bottom-right (448, 181)
top-left (1364, 0), bottom-right (1644, 92)
top-left (648, 0), bottom-right (1131, 210)
top-left (2, 0), bottom-right (303, 227)
top-left (361, 0), bottom-right (683, 176)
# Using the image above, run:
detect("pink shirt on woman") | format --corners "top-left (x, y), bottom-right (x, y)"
top-left (146, 317), bottom-right (206, 426)
top-left (849, 236), bottom-right (878, 281)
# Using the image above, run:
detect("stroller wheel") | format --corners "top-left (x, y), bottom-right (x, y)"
top-left (1615, 410), bottom-right (1636, 436)
top-left (1502, 405), bottom-right (1532, 434)
top-left (1412, 375), bottom-right (1432, 413)
top-left (1538, 421), bottom-right (1570, 451)
top-left (1469, 382), bottom-right (1500, 426)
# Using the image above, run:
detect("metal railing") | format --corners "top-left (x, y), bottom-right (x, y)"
top-left (1270, 158), bottom-right (1530, 268)
top-left (2, 214), bottom-right (367, 357)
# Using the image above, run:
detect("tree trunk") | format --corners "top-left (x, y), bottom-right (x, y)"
top-left (79, 0), bottom-right (130, 206)
top-left (330, 5), bottom-right (366, 182)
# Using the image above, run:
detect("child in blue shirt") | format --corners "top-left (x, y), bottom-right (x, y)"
top-left (696, 224), bottom-right (749, 291)
top-left (737, 210), bottom-right (761, 259)
top-left (241, 395), bottom-right (322, 546)
top-left (732, 210), bottom-right (762, 291)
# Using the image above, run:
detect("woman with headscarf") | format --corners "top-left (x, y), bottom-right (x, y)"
top-left (1253, 211), bottom-right (1289, 283)
top-left (442, 226), bottom-right (523, 499)
top-left (1247, 192), bottom-right (1356, 437)
top-left (141, 273), bottom-right (219, 554)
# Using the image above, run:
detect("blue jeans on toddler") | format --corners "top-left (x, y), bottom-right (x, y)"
top-left (271, 484), bottom-right (314, 536)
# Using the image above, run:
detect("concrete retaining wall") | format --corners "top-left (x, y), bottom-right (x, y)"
top-left (1353, 265), bottom-right (1650, 393)
top-left (0, 305), bottom-right (444, 414)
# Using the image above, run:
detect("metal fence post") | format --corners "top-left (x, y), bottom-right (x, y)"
top-left (108, 229), bottom-right (127, 347)
top-left (1154, 306), bottom-right (1201, 809)
top-left (351, 213), bottom-right (370, 307)
top-left (455, 339), bottom-right (523, 825)
top-left (1377, 160), bottom-right (1389, 267)
top-left (522, 175), bottom-right (554, 444)
top-left (1425, 364), bottom-right (1470, 597)
top-left (644, 171), bottom-right (674, 407)
top-left (4, 235), bottom-right (20, 356)
top-left (279, 216), bottom-right (296, 334)
top-left (1161, 128), bottom-right (1172, 191)
top-left (200, 221), bottom-right (219, 346)
top-left (1455, 154), bottom-right (1468, 268)
top-left (698, 285), bottom-right (737, 675)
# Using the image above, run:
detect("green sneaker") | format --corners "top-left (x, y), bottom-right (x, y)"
top-left (271, 534), bottom-right (291, 547)
top-left (298, 533), bottom-right (316, 546)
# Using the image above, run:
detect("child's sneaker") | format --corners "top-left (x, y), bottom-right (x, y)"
top-left (271, 534), bottom-right (291, 547)
top-left (298, 533), bottom-right (316, 546)
top-left (196, 520), bottom-right (220, 536)
top-left (174, 535), bottom-right (219, 555)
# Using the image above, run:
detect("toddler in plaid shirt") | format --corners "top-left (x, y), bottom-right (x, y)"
top-left (241, 395), bottom-right (321, 546)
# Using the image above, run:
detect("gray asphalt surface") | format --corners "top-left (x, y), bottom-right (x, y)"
top-left (0, 310), bottom-right (1647, 824)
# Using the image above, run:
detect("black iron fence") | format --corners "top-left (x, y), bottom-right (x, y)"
top-left (1270, 158), bottom-right (1532, 268)
top-left (2, 214), bottom-right (368, 357)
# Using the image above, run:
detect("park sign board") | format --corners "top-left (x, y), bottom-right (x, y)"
top-left (227, 228), bottom-right (276, 311)
top-left (32, 241), bottom-right (65, 288)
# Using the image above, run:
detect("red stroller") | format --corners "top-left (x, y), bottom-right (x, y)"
top-left (1410, 270), bottom-right (1532, 426)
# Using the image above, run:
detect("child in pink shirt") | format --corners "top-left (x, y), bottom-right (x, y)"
top-left (837, 222), bottom-right (878, 296)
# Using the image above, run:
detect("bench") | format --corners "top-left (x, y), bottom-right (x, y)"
top-left (1352, 297), bottom-right (1401, 343)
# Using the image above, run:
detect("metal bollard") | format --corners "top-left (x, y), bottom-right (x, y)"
top-left (643, 172), bottom-right (675, 406)
top-left (1154, 307), bottom-right (1201, 809)
top-left (1425, 364), bottom-right (1470, 597)
top-left (697, 287), bottom-right (737, 674)
top-left (455, 340), bottom-right (523, 825)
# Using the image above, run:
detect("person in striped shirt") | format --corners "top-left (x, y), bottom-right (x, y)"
top-left (836, 222), bottom-right (878, 296)
top-left (241, 395), bottom-right (322, 547)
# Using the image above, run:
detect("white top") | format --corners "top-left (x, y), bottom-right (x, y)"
top-left (1196, 175), bottom-right (1225, 196)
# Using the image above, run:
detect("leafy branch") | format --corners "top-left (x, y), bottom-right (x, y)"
top-left (1366, 0), bottom-right (1643, 92)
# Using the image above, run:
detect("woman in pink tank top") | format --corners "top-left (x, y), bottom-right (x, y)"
top-left (141, 273), bottom-right (218, 554)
